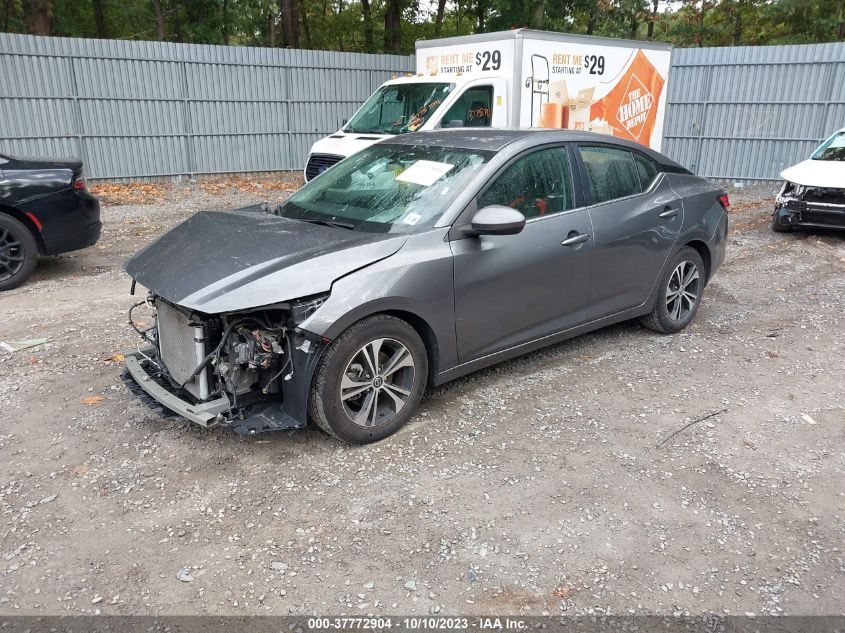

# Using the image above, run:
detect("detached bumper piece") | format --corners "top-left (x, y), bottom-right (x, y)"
top-left (776, 185), bottom-right (845, 230)
top-left (123, 348), bottom-right (309, 435)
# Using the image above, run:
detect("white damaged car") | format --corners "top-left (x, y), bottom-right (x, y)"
top-left (773, 127), bottom-right (845, 232)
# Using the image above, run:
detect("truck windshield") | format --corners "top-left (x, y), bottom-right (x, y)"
top-left (344, 83), bottom-right (454, 135)
top-left (278, 144), bottom-right (492, 234)
top-left (812, 131), bottom-right (845, 161)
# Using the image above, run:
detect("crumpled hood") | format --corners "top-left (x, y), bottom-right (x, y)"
top-left (125, 207), bottom-right (407, 314)
top-left (781, 159), bottom-right (845, 189)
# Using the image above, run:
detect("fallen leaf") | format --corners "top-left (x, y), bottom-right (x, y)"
top-left (112, 353), bottom-right (125, 362)
top-left (552, 586), bottom-right (570, 598)
top-left (72, 464), bottom-right (89, 476)
top-left (81, 396), bottom-right (105, 405)
top-left (767, 350), bottom-right (779, 358)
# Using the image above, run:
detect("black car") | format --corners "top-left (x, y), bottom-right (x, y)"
top-left (0, 154), bottom-right (101, 290)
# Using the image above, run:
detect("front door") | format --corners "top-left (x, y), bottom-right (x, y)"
top-left (451, 145), bottom-right (594, 363)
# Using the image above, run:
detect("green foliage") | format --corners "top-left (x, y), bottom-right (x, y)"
top-left (3, 0), bottom-right (844, 50)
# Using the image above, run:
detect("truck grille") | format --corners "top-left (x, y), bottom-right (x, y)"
top-left (156, 301), bottom-right (208, 399)
top-left (305, 153), bottom-right (343, 181)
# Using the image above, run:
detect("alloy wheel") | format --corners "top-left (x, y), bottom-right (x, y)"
top-left (666, 260), bottom-right (700, 322)
top-left (340, 337), bottom-right (416, 427)
top-left (0, 227), bottom-right (26, 282)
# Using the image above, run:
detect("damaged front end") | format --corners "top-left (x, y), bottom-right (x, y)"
top-left (774, 181), bottom-right (845, 231)
top-left (123, 294), bottom-right (327, 435)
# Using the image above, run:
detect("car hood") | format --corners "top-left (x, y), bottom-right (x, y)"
top-left (310, 132), bottom-right (392, 161)
top-left (125, 207), bottom-right (407, 314)
top-left (780, 159), bottom-right (845, 189)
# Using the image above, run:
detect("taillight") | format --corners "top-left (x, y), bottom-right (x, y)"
top-left (717, 193), bottom-right (730, 210)
top-left (73, 170), bottom-right (86, 191)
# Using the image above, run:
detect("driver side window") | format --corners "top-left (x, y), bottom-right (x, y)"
top-left (441, 86), bottom-right (493, 128)
top-left (477, 146), bottom-right (574, 219)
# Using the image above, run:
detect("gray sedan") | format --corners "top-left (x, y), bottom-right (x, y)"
top-left (123, 129), bottom-right (729, 443)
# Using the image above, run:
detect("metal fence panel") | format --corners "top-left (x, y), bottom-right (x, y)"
top-left (664, 41), bottom-right (845, 181)
top-left (0, 32), bottom-right (413, 179)
top-left (1, 33), bottom-right (843, 181)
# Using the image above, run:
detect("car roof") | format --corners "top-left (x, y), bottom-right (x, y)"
top-left (380, 128), bottom-right (691, 172)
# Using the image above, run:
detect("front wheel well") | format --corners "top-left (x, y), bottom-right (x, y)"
top-left (379, 310), bottom-right (439, 387)
top-left (684, 239), bottom-right (711, 283)
top-left (0, 204), bottom-right (45, 253)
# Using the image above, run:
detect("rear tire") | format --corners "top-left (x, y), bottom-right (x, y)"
top-left (309, 315), bottom-right (428, 444)
top-left (641, 247), bottom-right (705, 334)
top-left (0, 214), bottom-right (38, 291)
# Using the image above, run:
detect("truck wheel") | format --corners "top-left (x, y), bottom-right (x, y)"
top-left (0, 214), bottom-right (38, 291)
top-left (309, 315), bottom-right (428, 444)
top-left (641, 247), bottom-right (705, 334)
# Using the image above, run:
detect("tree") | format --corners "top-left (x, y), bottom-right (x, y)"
top-left (361, 0), bottom-right (374, 50)
top-left (4, 0), bottom-right (845, 52)
top-left (434, 0), bottom-right (446, 35)
top-left (24, 0), bottom-right (52, 34)
top-left (92, 0), bottom-right (107, 37)
top-left (384, 0), bottom-right (400, 52)
top-left (151, 0), bottom-right (165, 39)
top-left (280, 0), bottom-right (299, 47)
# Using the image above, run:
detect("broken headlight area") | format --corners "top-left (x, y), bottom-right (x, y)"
top-left (776, 181), bottom-right (845, 229)
top-left (125, 294), bottom-right (327, 434)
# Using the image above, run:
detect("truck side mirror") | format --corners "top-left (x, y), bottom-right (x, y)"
top-left (470, 206), bottom-right (526, 236)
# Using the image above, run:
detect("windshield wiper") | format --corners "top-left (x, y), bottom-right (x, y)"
top-left (291, 217), bottom-right (356, 230)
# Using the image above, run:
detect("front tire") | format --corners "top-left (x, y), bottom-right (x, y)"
top-left (309, 315), bottom-right (428, 444)
top-left (0, 214), bottom-right (38, 291)
top-left (641, 247), bottom-right (705, 334)
top-left (771, 207), bottom-right (793, 233)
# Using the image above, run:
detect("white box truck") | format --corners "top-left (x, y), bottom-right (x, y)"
top-left (304, 29), bottom-right (672, 180)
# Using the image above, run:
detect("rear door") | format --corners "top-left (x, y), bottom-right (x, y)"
top-left (450, 144), bottom-right (594, 363)
top-left (575, 144), bottom-right (682, 318)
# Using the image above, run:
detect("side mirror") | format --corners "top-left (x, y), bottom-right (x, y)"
top-left (470, 205), bottom-right (526, 236)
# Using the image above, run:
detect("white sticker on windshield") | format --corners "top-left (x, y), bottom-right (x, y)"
top-left (396, 160), bottom-right (454, 187)
top-left (401, 212), bottom-right (422, 225)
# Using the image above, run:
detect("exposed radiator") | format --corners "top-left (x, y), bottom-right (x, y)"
top-left (156, 301), bottom-right (209, 400)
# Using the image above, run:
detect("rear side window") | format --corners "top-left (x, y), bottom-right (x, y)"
top-left (633, 153), bottom-right (660, 189)
top-left (441, 86), bottom-right (493, 128)
top-left (578, 145), bottom-right (642, 204)
top-left (477, 145), bottom-right (574, 219)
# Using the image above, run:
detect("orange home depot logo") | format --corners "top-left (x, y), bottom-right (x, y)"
top-left (616, 74), bottom-right (654, 140)
top-left (590, 50), bottom-right (665, 147)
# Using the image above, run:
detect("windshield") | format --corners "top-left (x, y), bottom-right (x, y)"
top-left (278, 144), bottom-right (491, 233)
top-left (344, 83), bottom-right (454, 135)
top-left (812, 131), bottom-right (845, 161)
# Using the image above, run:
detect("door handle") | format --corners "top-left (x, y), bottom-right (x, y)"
top-left (659, 206), bottom-right (680, 219)
top-left (561, 232), bottom-right (590, 246)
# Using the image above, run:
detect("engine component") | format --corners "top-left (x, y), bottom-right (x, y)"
top-left (233, 327), bottom-right (284, 369)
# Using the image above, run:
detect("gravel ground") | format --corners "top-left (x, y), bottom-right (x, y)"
top-left (0, 180), bottom-right (843, 617)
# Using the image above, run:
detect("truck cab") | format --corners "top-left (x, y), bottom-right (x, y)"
top-left (305, 73), bottom-right (508, 181)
